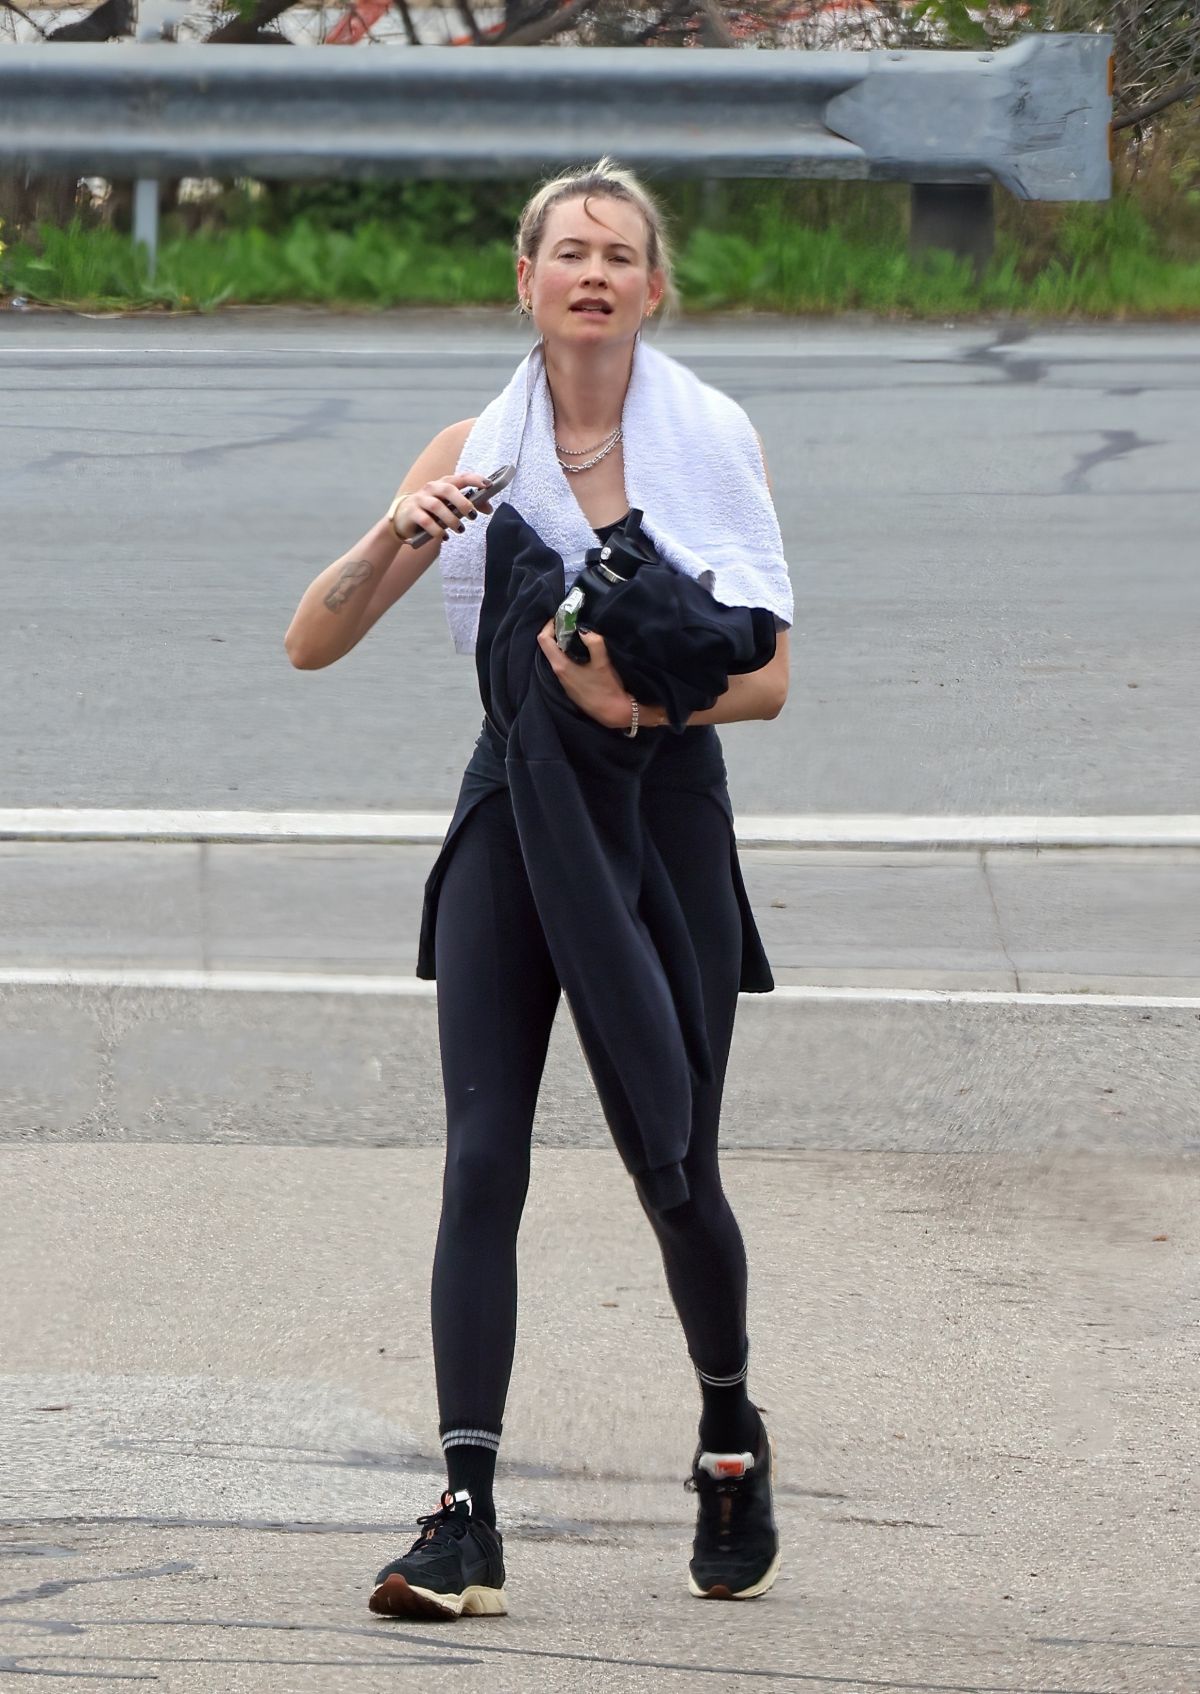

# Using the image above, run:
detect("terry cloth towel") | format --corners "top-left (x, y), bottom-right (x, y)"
top-left (471, 503), bottom-right (778, 1211)
top-left (439, 338), bottom-right (794, 654)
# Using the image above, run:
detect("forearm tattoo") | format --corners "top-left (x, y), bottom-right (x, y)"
top-left (323, 557), bottom-right (376, 612)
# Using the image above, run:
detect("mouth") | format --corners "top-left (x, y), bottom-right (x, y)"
top-left (570, 300), bottom-right (613, 316)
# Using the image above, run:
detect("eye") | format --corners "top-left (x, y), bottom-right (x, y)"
top-left (559, 250), bottom-right (581, 261)
top-left (612, 253), bottom-right (633, 264)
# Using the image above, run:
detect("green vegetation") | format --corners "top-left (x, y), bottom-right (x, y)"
top-left (3, 165), bottom-right (1199, 318)
top-left (1, 218), bottom-right (519, 312)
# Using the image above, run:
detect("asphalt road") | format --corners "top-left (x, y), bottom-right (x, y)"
top-left (2, 311), bottom-right (1198, 816)
top-left (2, 1145), bottom-right (1196, 1693)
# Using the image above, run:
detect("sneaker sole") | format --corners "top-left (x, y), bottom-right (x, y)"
top-left (369, 1575), bottom-right (508, 1620)
top-left (688, 1548), bottom-right (781, 1601)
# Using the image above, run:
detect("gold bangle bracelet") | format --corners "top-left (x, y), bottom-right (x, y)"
top-left (385, 493), bottom-right (408, 541)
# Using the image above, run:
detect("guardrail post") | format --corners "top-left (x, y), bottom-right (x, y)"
top-left (909, 183), bottom-right (994, 276)
top-left (133, 177), bottom-right (160, 279)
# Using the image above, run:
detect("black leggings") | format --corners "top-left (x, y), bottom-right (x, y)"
top-left (431, 784), bottom-right (751, 1437)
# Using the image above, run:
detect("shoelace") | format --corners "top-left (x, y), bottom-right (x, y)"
top-left (684, 1473), bottom-right (743, 1554)
top-left (407, 1491), bottom-right (469, 1555)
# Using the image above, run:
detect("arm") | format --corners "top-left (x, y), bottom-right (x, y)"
top-left (680, 633), bottom-right (789, 725)
top-left (284, 418), bottom-right (480, 670)
top-left (536, 623), bottom-right (789, 729)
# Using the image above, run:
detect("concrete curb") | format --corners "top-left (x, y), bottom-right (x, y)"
top-left (2, 810), bottom-right (1199, 850)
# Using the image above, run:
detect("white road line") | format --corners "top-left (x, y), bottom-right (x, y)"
top-left (1, 809), bottom-right (1197, 849)
top-left (0, 809), bottom-right (451, 845)
top-left (1, 966), bottom-right (1196, 1010)
top-left (0, 967), bottom-right (434, 996)
top-left (0, 347), bottom-right (524, 358)
top-left (769, 985), bottom-right (1200, 1009)
top-left (739, 815), bottom-right (1200, 849)
top-left (4, 332), bottom-right (1198, 365)
top-left (0, 343), bottom-right (805, 360)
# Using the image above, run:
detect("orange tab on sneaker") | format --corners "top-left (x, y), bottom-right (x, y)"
top-left (697, 1450), bottom-right (755, 1481)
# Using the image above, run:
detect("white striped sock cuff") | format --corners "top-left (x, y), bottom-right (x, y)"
top-left (440, 1426), bottom-right (501, 1453)
top-left (696, 1359), bottom-right (749, 1389)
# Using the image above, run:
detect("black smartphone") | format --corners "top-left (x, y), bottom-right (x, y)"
top-left (410, 462), bottom-right (516, 549)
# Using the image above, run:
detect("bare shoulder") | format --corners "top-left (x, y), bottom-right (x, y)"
top-left (398, 418), bottom-right (478, 491)
top-left (439, 417), bottom-right (477, 451)
top-left (427, 417), bottom-right (476, 473)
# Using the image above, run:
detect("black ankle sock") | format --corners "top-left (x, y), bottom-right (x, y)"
top-left (697, 1380), bottom-right (766, 1456)
top-left (443, 1442), bottom-right (498, 1528)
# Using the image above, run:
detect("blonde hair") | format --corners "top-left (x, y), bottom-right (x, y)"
top-left (515, 157), bottom-right (679, 318)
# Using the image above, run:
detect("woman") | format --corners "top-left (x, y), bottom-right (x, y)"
top-left (285, 159), bottom-right (793, 1620)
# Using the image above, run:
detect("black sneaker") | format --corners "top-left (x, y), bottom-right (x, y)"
top-left (369, 1489), bottom-right (507, 1620)
top-left (686, 1436), bottom-right (780, 1600)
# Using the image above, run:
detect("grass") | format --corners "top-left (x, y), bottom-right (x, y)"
top-left (3, 194), bottom-right (1200, 319)
top-left (0, 219), bottom-right (519, 313)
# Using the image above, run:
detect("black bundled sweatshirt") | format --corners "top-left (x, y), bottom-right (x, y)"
top-left (418, 503), bottom-right (778, 1211)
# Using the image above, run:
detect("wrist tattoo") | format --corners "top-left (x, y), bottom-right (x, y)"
top-left (323, 558), bottom-right (375, 612)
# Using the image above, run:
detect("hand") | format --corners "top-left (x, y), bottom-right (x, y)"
top-left (537, 620), bottom-right (633, 731)
top-left (388, 471), bottom-right (495, 546)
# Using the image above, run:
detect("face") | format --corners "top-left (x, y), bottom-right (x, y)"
top-left (517, 195), bottom-right (664, 346)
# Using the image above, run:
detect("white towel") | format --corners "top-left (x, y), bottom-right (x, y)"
top-left (439, 338), bottom-right (794, 655)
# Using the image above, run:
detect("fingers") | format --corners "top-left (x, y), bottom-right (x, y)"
top-left (535, 624), bottom-right (606, 669)
top-left (407, 499), bottom-right (458, 544)
top-left (537, 620), bottom-right (566, 674)
top-left (409, 483), bottom-right (478, 543)
top-left (391, 471), bottom-right (496, 547)
top-left (435, 478), bottom-right (482, 525)
top-left (453, 471), bottom-right (496, 518)
top-left (537, 621), bottom-right (626, 728)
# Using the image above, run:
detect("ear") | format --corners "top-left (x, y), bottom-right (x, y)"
top-left (645, 267), bottom-right (666, 316)
top-left (516, 254), bottom-right (533, 304)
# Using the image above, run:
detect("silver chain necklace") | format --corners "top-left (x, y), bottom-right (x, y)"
top-left (555, 425), bottom-right (620, 457)
top-left (555, 424), bottom-right (623, 475)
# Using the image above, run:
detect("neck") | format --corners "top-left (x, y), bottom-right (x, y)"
top-left (542, 338), bottom-right (635, 441)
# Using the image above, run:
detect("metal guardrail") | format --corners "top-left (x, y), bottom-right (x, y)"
top-left (0, 34), bottom-right (1112, 273)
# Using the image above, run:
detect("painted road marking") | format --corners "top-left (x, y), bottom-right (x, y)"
top-left (1, 809), bottom-right (1197, 849)
top-left (1, 966), bottom-right (1196, 1010)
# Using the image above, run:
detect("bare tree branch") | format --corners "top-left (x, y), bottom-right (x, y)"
top-left (1113, 76), bottom-right (1200, 130)
top-left (457, 0), bottom-right (483, 43)
top-left (697, 0), bottom-right (735, 46)
top-left (206, 0), bottom-right (295, 41)
top-left (634, 0), bottom-right (688, 45)
top-left (500, 0), bottom-right (561, 36)
top-left (1, 0), bottom-right (47, 38)
top-left (47, 0), bottom-right (131, 39)
top-left (497, 0), bottom-right (598, 46)
top-left (391, 0), bottom-right (420, 43)
top-left (636, 10), bottom-right (681, 43)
